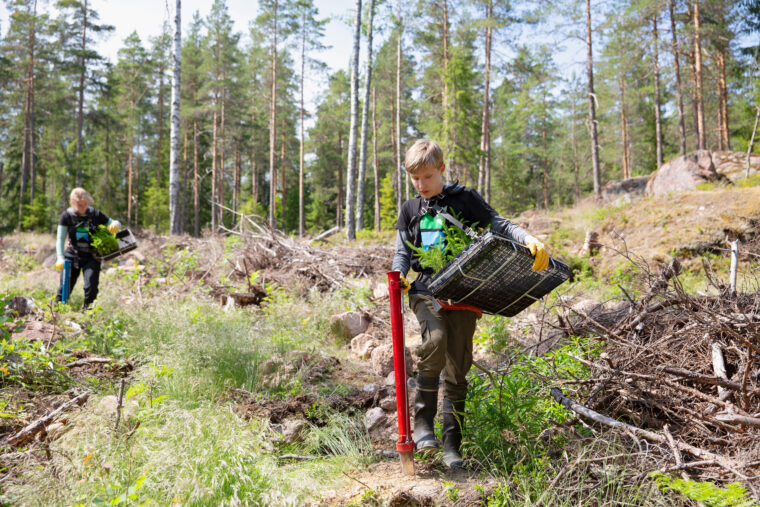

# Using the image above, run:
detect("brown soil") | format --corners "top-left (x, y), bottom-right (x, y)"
top-left (315, 460), bottom-right (495, 506)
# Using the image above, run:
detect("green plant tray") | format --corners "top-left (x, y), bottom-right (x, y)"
top-left (94, 228), bottom-right (138, 262)
top-left (427, 231), bottom-right (571, 317)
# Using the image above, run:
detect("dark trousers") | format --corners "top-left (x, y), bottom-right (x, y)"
top-left (410, 294), bottom-right (478, 402)
top-left (55, 255), bottom-right (102, 306)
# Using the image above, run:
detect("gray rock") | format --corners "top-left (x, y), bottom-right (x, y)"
top-left (350, 333), bottom-right (380, 359)
top-left (330, 311), bottom-right (371, 341)
top-left (645, 150), bottom-right (730, 197)
top-left (281, 419), bottom-right (307, 444)
top-left (380, 396), bottom-right (397, 411)
top-left (7, 296), bottom-right (38, 317)
top-left (601, 176), bottom-right (648, 203)
top-left (364, 407), bottom-right (386, 431)
top-left (362, 383), bottom-right (380, 393)
top-left (370, 343), bottom-right (413, 377)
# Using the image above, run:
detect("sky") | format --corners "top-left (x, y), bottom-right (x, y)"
top-left (0, 0), bottom-right (355, 110)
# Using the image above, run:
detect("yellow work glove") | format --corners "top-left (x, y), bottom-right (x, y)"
top-left (107, 221), bottom-right (121, 234)
top-left (526, 239), bottom-right (550, 272)
top-left (399, 274), bottom-right (411, 295)
top-left (55, 257), bottom-right (65, 271)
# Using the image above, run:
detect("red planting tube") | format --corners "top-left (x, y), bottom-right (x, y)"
top-left (387, 271), bottom-right (415, 455)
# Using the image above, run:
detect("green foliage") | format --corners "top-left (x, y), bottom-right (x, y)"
top-left (21, 194), bottom-right (51, 231)
top-left (465, 338), bottom-right (596, 470)
top-left (407, 213), bottom-right (481, 272)
top-left (90, 225), bottom-right (119, 256)
top-left (652, 473), bottom-right (757, 507)
top-left (0, 338), bottom-right (73, 392)
top-left (378, 173), bottom-right (397, 230)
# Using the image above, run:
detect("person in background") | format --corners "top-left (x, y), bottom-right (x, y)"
top-left (392, 140), bottom-right (550, 469)
top-left (55, 188), bottom-right (120, 309)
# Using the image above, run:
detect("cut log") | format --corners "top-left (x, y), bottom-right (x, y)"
top-left (4, 392), bottom-right (89, 446)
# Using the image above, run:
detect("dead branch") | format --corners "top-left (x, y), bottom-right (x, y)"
top-left (3, 392), bottom-right (89, 446)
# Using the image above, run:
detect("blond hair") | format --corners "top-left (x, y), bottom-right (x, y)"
top-left (404, 140), bottom-right (444, 175)
top-left (69, 188), bottom-right (94, 206)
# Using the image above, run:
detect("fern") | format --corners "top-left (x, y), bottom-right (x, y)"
top-left (651, 473), bottom-right (758, 507)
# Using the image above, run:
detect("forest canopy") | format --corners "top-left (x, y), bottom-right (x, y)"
top-left (0, 0), bottom-right (757, 236)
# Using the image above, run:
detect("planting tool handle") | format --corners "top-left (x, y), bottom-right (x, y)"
top-left (387, 271), bottom-right (415, 476)
top-left (61, 260), bottom-right (72, 304)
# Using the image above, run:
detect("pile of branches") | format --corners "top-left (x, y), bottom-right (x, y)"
top-left (226, 219), bottom-right (393, 293)
top-left (553, 257), bottom-right (760, 495)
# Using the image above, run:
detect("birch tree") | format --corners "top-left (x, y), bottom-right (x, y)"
top-left (169, 0), bottom-right (181, 234)
top-left (345, 0), bottom-right (362, 240)
top-left (356, 0), bottom-right (375, 230)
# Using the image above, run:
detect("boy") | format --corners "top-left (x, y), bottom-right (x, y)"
top-left (392, 140), bottom-right (549, 468)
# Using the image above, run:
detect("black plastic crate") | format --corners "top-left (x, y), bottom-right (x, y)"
top-left (94, 228), bottom-right (138, 262)
top-left (427, 231), bottom-right (571, 317)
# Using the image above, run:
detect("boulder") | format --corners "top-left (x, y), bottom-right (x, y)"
top-left (712, 151), bottom-right (760, 182)
top-left (42, 253), bottom-right (58, 268)
top-left (645, 150), bottom-right (730, 197)
top-left (350, 333), bottom-right (380, 359)
top-left (380, 396), bottom-right (397, 411)
top-left (31, 244), bottom-right (56, 264)
top-left (601, 176), bottom-right (648, 204)
top-left (281, 419), bottom-right (307, 444)
top-left (364, 407), bottom-right (386, 431)
top-left (7, 296), bottom-right (38, 317)
top-left (370, 343), bottom-right (413, 377)
top-left (329, 311), bottom-right (371, 341)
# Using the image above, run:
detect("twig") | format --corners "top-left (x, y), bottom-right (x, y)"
top-left (342, 471), bottom-right (371, 490)
top-left (114, 379), bottom-right (126, 433)
top-left (663, 424), bottom-right (690, 481)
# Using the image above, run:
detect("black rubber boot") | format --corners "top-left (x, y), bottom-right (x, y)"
top-left (413, 374), bottom-right (440, 453)
top-left (442, 398), bottom-right (465, 469)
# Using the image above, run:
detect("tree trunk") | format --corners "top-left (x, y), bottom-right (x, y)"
top-left (251, 78), bottom-right (258, 207)
top-left (395, 0), bottom-right (403, 211)
top-left (337, 132), bottom-right (343, 228)
top-left (669, 0), bottom-right (687, 156)
top-left (269, 0), bottom-right (278, 229)
top-left (75, 0), bottom-right (87, 185)
top-left (235, 141), bottom-right (241, 213)
top-left (372, 86), bottom-right (380, 232)
top-left (653, 14), bottom-right (663, 168)
top-left (542, 93), bottom-right (549, 209)
top-left (19, 0), bottom-right (37, 227)
top-left (391, 100), bottom-right (398, 200)
top-left (169, 0), bottom-right (181, 235)
top-left (193, 117), bottom-right (199, 237)
top-left (345, 0), bottom-right (362, 240)
top-left (619, 75), bottom-right (631, 179)
top-left (356, 0), bottom-right (375, 231)
top-left (717, 48), bottom-right (730, 150)
top-left (127, 130), bottom-right (134, 227)
top-left (280, 117), bottom-right (286, 227)
top-left (299, 12), bottom-right (306, 237)
top-left (693, 0), bottom-right (705, 150)
top-left (219, 84), bottom-right (226, 227)
top-left (688, 41), bottom-right (700, 151)
top-left (571, 97), bottom-right (580, 201)
top-left (441, 0), bottom-right (452, 180)
top-left (211, 99), bottom-right (218, 232)
top-left (585, 0), bottom-right (601, 197)
top-left (478, 0), bottom-right (492, 197)
top-left (181, 123), bottom-right (187, 232)
top-left (156, 63), bottom-right (165, 186)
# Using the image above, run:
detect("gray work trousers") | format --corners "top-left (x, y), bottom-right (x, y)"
top-left (410, 294), bottom-right (478, 401)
